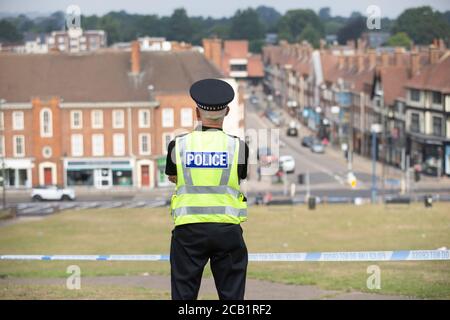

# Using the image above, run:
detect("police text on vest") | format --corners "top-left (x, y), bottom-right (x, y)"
top-left (185, 152), bottom-right (229, 168)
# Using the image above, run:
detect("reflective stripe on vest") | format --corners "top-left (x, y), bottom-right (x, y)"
top-left (172, 206), bottom-right (247, 217)
top-left (176, 185), bottom-right (241, 198)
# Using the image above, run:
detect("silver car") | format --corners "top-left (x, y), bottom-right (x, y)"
top-left (310, 140), bottom-right (325, 153)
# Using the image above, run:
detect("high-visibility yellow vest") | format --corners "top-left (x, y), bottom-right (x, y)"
top-left (170, 130), bottom-right (247, 226)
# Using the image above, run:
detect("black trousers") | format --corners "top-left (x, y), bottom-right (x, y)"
top-left (170, 223), bottom-right (248, 300)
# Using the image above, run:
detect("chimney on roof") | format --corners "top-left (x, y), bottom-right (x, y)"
top-left (368, 49), bottom-right (376, 69)
top-left (429, 45), bottom-right (440, 64)
top-left (357, 54), bottom-right (364, 73)
top-left (438, 39), bottom-right (446, 50)
top-left (320, 39), bottom-right (326, 51)
top-left (338, 52), bottom-right (345, 70)
top-left (131, 41), bottom-right (140, 75)
top-left (394, 47), bottom-right (403, 66)
top-left (410, 50), bottom-right (420, 77)
top-left (202, 38), bottom-right (222, 70)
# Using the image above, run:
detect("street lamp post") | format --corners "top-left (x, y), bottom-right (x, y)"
top-left (371, 124), bottom-right (382, 204)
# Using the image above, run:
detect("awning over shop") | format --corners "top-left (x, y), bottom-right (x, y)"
top-left (66, 159), bottom-right (133, 170)
top-left (1, 159), bottom-right (33, 169)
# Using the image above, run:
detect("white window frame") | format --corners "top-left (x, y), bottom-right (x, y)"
top-left (112, 110), bottom-right (125, 129)
top-left (12, 111), bottom-right (24, 130)
top-left (71, 134), bottom-right (84, 157)
top-left (139, 109), bottom-right (151, 128)
top-left (162, 108), bottom-right (174, 128)
top-left (0, 135), bottom-right (4, 157)
top-left (139, 133), bottom-right (151, 155)
top-left (13, 135), bottom-right (25, 157)
top-left (113, 133), bottom-right (126, 156)
top-left (70, 110), bottom-right (83, 129)
top-left (0, 111), bottom-right (4, 130)
top-left (91, 110), bottom-right (103, 129)
top-left (162, 132), bottom-right (173, 154)
top-left (181, 108), bottom-right (193, 127)
top-left (91, 134), bottom-right (104, 156)
top-left (40, 108), bottom-right (53, 137)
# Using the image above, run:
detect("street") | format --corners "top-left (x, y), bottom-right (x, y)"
top-left (243, 85), bottom-right (450, 201)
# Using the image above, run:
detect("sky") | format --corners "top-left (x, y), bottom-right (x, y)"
top-left (0, 0), bottom-right (449, 18)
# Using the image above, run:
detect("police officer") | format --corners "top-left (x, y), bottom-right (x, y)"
top-left (165, 78), bottom-right (249, 300)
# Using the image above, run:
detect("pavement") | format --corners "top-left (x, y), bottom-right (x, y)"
top-left (0, 275), bottom-right (414, 300)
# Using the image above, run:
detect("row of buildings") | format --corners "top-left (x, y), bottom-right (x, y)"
top-left (262, 39), bottom-right (450, 176)
top-left (2, 30), bottom-right (107, 54)
top-left (0, 41), bottom-right (245, 189)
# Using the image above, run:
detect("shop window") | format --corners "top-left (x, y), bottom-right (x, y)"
top-left (67, 169), bottom-right (94, 186)
top-left (112, 170), bottom-right (132, 186)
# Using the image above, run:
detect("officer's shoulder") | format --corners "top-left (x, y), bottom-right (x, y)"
top-left (173, 132), bottom-right (189, 141)
top-left (225, 133), bottom-right (247, 146)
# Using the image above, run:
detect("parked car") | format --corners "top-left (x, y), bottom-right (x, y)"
top-left (31, 185), bottom-right (76, 201)
top-left (265, 110), bottom-right (283, 127)
top-left (250, 96), bottom-right (259, 104)
top-left (310, 140), bottom-right (325, 153)
top-left (286, 127), bottom-right (298, 137)
top-left (301, 136), bottom-right (314, 147)
top-left (279, 155), bottom-right (296, 173)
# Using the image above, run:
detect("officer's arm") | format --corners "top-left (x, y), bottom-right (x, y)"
top-left (165, 140), bottom-right (177, 184)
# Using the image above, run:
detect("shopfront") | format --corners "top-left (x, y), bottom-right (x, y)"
top-left (0, 159), bottom-right (33, 188)
top-left (65, 159), bottom-right (134, 188)
top-left (157, 156), bottom-right (170, 187)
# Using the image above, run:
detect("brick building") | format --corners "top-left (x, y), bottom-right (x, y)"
top-left (0, 42), bottom-right (242, 189)
top-left (203, 39), bottom-right (264, 85)
top-left (261, 39), bottom-right (450, 175)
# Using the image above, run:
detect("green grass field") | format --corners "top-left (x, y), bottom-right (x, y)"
top-left (0, 203), bottom-right (449, 299)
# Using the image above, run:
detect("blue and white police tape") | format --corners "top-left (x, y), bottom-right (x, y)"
top-left (1, 250), bottom-right (449, 262)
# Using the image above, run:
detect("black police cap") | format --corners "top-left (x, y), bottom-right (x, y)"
top-left (189, 78), bottom-right (234, 111)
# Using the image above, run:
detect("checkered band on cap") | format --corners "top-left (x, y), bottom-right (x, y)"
top-left (196, 103), bottom-right (228, 111)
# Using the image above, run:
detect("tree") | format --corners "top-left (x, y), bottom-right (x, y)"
top-left (230, 8), bottom-right (264, 41)
top-left (386, 32), bottom-right (412, 47)
top-left (277, 9), bottom-right (324, 42)
top-left (0, 20), bottom-right (22, 43)
top-left (392, 6), bottom-right (450, 45)
top-left (255, 5), bottom-right (281, 32)
top-left (168, 8), bottom-right (193, 42)
top-left (337, 16), bottom-right (366, 45)
top-left (318, 7), bottom-right (331, 21)
top-left (299, 24), bottom-right (321, 48)
top-left (99, 14), bottom-right (121, 45)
